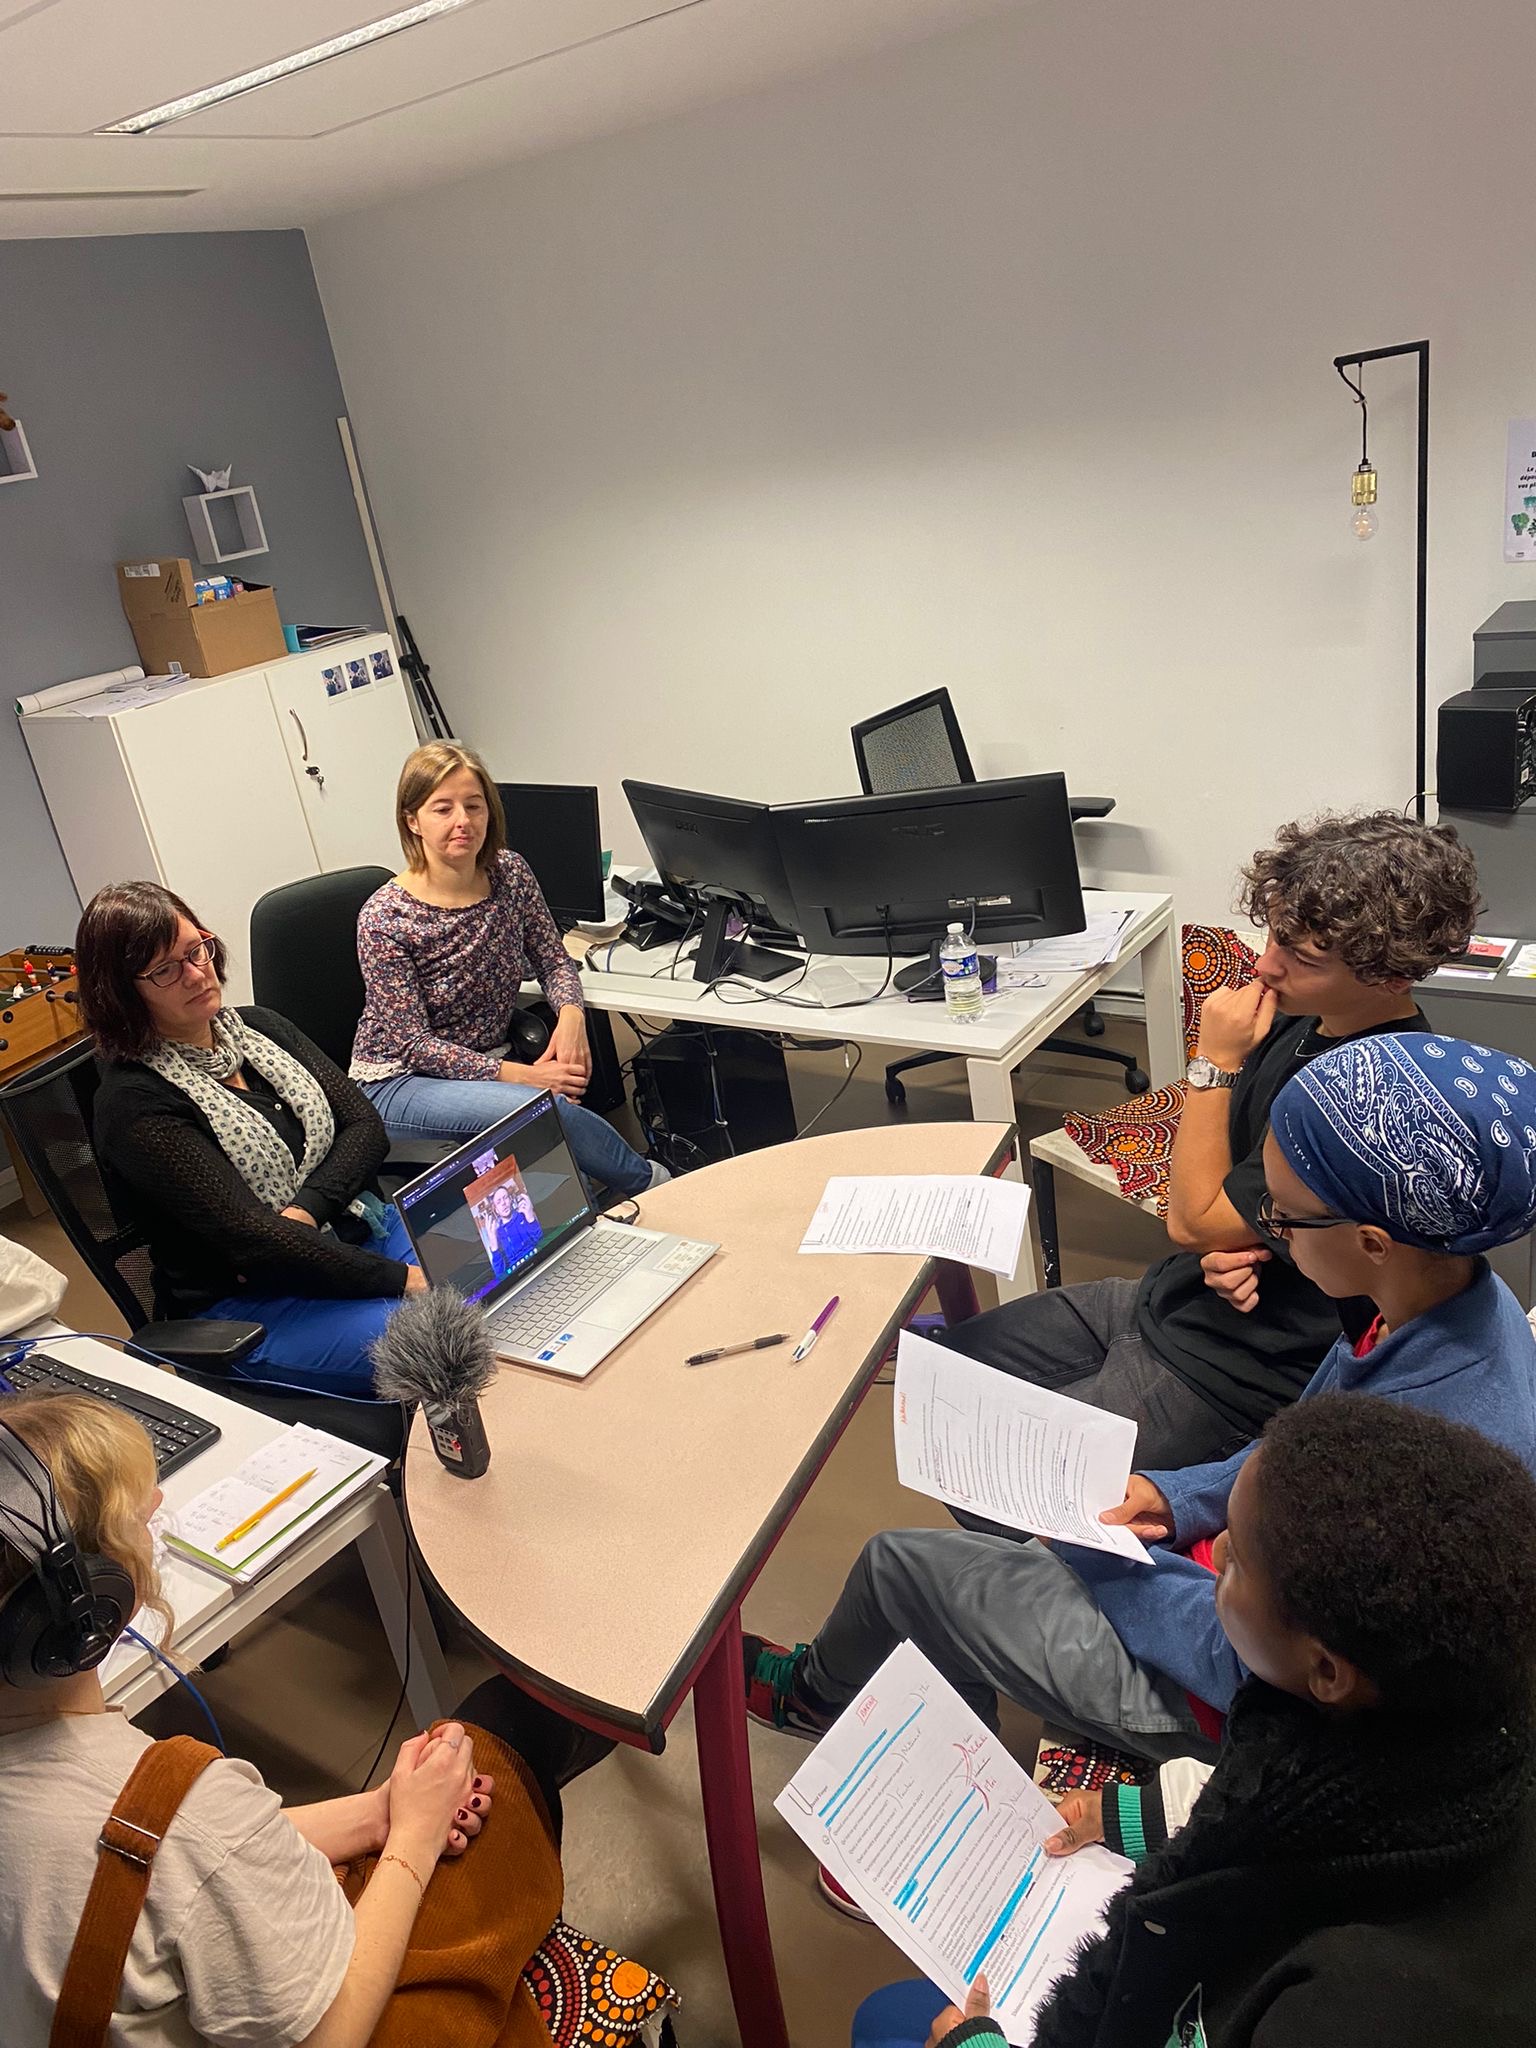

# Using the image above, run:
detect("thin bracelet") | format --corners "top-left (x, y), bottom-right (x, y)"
top-left (378, 1850), bottom-right (427, 1896)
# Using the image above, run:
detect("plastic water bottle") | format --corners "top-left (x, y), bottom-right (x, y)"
top-left (940, 921), bottom-right (984, 1022)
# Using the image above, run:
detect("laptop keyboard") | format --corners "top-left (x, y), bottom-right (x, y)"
top-left (485, 1230), bottom-right (656, 1351)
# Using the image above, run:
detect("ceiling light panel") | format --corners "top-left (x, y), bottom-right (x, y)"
top-left (0, 1), bottom-right (415, 134)
top-left (99, 0), bottom-right (484, 133)
top-left (158, 0), bottom-right (665, 140)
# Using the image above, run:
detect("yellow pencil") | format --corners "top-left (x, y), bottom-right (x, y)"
top-left (214, 1468), bottom-right (317, 1553)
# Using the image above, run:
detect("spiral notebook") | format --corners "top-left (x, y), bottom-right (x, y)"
top-left (165, 1424), bottom-right (388, 1583)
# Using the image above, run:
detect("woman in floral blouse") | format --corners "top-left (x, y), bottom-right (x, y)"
top-left (352, 743), bottom-right (660, 1198)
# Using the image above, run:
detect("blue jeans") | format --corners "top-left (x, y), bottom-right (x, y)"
top-left (362, 1072), bottom-right (652, 1198)
top-left (851, 1981), bottom-right (950, 2048)
top-left (204, 1208), bottom-right (417, 1399)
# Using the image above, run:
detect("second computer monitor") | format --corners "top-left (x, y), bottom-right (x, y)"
top-left (497, 783), bottom-right (605, 925)
top-left (773, 773), bottom-right (1085, 958)
top-left (622, 780), bottom-right (801, 934)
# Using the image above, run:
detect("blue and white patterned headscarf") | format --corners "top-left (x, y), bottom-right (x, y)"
top-left (1269, 1033), bottom-right (1536, 1255)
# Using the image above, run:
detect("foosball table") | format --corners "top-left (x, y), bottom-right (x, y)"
top-left (0, 944), bottom-right (86, 1214)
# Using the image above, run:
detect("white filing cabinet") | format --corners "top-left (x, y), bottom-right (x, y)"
top-left (23, 635), bottom-right (420, 1002)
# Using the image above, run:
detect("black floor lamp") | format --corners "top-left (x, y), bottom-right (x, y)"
top-left (1333, 340), bottom-right (1431, 822)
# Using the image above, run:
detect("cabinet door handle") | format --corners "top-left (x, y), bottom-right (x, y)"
top-left (289, 707), bottom-right (310, 760)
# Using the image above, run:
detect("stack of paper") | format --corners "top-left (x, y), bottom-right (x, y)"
top-left (165, 1424), bottom-right (388, 1583)
top-left (1002, 909), bottom-right (1133, 978)
top-left (774, 1641), bottom-right (1132, 2044)
top-left (800, 1176), bottom-right (1032, 1279)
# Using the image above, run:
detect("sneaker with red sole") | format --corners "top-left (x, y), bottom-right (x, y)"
top-left (817, 1865), bottom-right (873, 1923)
top-left (742, 1633), bottom-right (829, 1739)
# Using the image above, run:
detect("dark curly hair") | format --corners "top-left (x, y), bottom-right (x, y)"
top-left (76, 880), bottom-right (227, 1064)
top-left (1250, 1395), bottom-right (1536, 1720)
top-left (1238, 812), bottom-right (1479, 984)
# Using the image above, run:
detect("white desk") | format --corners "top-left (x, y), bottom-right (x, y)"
top-left (577, 889), bottom-right (1178, 1294)
top-left (16, 1324), bottom-right (453, 1727)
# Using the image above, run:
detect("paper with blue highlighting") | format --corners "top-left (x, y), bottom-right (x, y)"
top-left (773, 1641), bottom-right (1131, 2044)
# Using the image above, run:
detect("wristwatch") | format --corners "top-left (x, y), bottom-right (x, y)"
top-left (1186, 1055), bottom-right (1240, 1091)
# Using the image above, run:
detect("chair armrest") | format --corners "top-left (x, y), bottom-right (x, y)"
top-left (509, 1000), bottom-right (552, 1062)
top-left (137, 1319), bottom-right (264, 1372)
top-left (1068, 795), bottom-right (1116, 820)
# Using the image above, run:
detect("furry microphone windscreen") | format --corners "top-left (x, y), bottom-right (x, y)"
top-left (370, 1287), bottom-right (498, 1411)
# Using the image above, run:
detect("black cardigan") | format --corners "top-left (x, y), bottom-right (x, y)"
top-left (1027, 1683), bottom-right (1536, 2048)
top-left (94, 1006), bottom-right (410, 1315)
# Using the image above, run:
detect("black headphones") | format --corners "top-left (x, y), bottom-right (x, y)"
top-left (0, 1416), bottom-right (135, 1689)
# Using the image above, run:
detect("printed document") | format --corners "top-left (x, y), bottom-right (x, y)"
top-left (775, 1641), bottom-right (1131, 2045)
top-left (800, 1176), bottom-right (1031, 1278)
top-left (893, 1330), bottom-right (1152, 1561)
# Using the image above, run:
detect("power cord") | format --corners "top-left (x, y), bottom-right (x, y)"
top-left (356, 1554), bottom-right (413, 1790)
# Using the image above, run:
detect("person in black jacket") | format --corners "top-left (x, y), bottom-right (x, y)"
top-left (78, 880), bottom-right (427, 1396)
top-left (858, 1393), bottom-right (1536, 2048)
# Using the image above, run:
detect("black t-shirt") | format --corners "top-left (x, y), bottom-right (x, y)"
top-left (1136, 1008), bottom-right (1427, 1437)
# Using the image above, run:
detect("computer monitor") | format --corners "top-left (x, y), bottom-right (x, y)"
top-left (772, 773), bottom-right (1085, 985)
top-left (496, 783), bottom-right (605, 925)
top-left (622, 780), bottom-right (804, 983)
top-left (852, 687), bottom-right (975, 795)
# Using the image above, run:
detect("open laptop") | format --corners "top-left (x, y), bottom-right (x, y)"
top-left (394, 1091), bottom-right (716, 1379)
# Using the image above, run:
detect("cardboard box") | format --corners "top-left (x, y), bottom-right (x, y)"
top-left (117, 557), bottom-right (286, 679)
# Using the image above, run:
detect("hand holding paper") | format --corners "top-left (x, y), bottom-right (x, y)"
top-left (893, 1331), bottom-right (1155, 1562)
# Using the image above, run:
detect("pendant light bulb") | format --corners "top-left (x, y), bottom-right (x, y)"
top-left (1351, 460), bottom-right (1378, 541)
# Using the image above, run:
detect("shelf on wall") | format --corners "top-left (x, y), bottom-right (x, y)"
top-left (183, 483), bottom-right (268, 563)
top-left (0, 420), bottom-right (37, 484)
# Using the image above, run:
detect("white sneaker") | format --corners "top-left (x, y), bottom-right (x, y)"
top-left (646, 1160), bottom-right (673, 1190)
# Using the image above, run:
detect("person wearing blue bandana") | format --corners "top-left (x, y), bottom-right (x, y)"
top-left (748, 1034), bottom-right (1536, 1829)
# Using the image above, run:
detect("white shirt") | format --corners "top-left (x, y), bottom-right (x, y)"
top-left (0, 1713), bottom-right (354, 2047)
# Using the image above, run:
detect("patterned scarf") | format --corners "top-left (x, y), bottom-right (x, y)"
top-left (1270, 1030), bottom-right (1536, 1254)
top-left (142, 1010), bottom-right (334, 1211)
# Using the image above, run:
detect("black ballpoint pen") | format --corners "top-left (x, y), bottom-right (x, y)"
top-left (685, 1333), bottom-right (789, 1366)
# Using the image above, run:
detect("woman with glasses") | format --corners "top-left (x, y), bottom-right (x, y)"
top-left (77, 881), bottom-right (426, 1398)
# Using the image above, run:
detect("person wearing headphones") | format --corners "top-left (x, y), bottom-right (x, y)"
top-left (0, 1389), bottom-right (641, 2048)
top-left (77, 881), bottom-right (425, 1399)
top-left (351, 742), bottom-right (663, 1198)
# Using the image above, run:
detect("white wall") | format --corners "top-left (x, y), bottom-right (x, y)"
top-left (310, 0), bottom-right (1536, 925)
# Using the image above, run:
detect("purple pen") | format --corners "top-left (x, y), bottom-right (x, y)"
top-left (792, 1295), bottom-right (841, 1362)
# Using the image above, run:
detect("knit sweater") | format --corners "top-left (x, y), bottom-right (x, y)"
top-left (1062, 1260), bottom-right (1536, 1710)
top-left (350, 850), bottom-right (583, 1085)
top-left (94, 1007), bottom-right (409, 1314)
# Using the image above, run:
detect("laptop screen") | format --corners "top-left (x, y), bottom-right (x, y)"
top-left (395, 1093), bottom-right (592, 1306)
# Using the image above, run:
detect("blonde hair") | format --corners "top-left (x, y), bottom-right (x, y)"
top-left (395, 742), bottom-right (506, 873)
top-left (0, 1394), bottom-right (171, 1646)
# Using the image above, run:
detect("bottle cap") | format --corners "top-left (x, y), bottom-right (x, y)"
top-left (947, 922), bottom-right (963, 935)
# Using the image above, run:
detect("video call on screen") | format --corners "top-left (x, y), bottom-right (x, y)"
top-left (401, 1101), bottom-right (588, 1303)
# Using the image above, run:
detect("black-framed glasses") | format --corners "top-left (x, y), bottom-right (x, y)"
top-left (1255, 1188), bottom-right (1350, 1242)
top-left (136, 935), bottom-right (218, 989)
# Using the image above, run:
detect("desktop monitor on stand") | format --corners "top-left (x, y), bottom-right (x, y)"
top-left (772, 773), bottom-right (1085, 991)
top-left (622, 781), bottom-right (805, 983)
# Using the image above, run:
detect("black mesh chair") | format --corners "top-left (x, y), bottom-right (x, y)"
top-left (0, 1040), bottom-right (404, 1460)
top-left (850, 690), bottom-right (1146, 1104)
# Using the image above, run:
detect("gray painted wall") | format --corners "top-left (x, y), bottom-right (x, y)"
top-left (0, 229), bottom-right (380, 939)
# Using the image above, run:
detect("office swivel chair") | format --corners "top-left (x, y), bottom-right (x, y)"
top-left (0, 1041), bottom-right (404, 1459)
top-left (850, 690), bottom-right (1148, 1104)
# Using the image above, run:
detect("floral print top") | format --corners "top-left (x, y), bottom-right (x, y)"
top-left (350, 850), bottom-right (584, 1084)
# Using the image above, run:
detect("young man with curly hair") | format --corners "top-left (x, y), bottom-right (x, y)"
top-left (940, 811), bottom-right (1481, 1475)
top-left (859, 1395), bottom-right (1536, 2048)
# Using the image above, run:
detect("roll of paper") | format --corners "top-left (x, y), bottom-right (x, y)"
top-left (16, 666), bottom-right (145, 717)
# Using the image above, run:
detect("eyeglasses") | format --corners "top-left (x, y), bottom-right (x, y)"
top-left (136, 935), bottom-right (218, 989)
top-left (1255, 1189), bottom-right (1351, 1242)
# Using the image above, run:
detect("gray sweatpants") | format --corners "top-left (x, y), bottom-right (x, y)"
top-left (799, 1527), bottom-right (1218, 1765)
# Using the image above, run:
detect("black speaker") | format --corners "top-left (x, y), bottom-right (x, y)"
top-left (1437, 679), bottom-right (1536, 811)
top-left (517, 999), bottom-right (626, 1115)
top-left (629, 1023), bottom-right (797, 1169)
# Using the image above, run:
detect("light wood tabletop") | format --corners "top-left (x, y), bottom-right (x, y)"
top-left (403, 1119), bottom-right (1015, 1744)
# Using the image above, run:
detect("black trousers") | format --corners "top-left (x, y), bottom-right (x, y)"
top-left (452, 1676), bottom-right (615, 1848)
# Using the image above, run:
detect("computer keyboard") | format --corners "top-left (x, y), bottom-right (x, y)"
top-left (485, 1229), bottom-right (655, 1351)
top-left (0, 1353), bottom-right (222, 1479)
